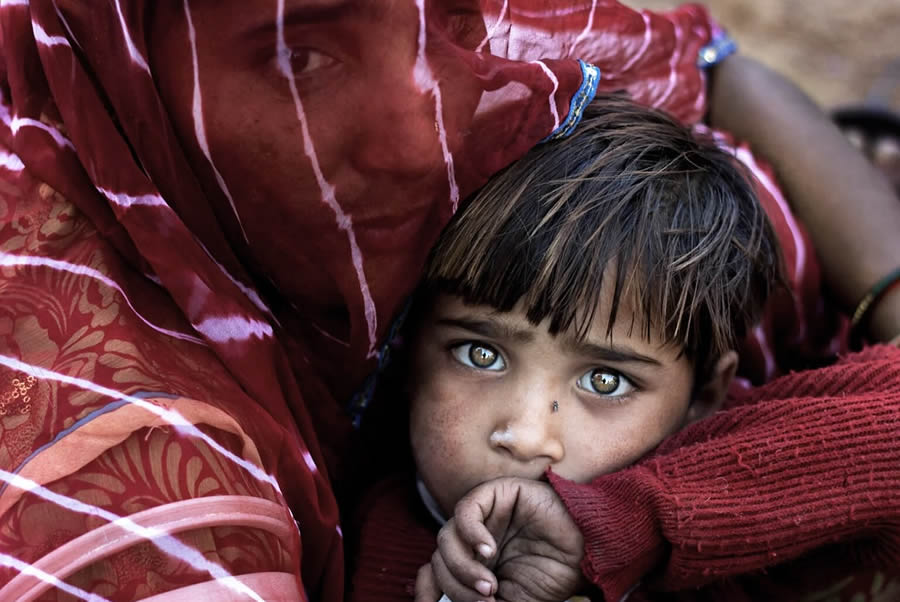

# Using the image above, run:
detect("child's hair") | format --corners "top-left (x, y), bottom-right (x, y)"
top-left (421, 95), bottom-right (784, 378)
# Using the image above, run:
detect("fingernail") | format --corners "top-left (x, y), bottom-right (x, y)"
top-left (477, 543), bottom-right (493, 559)
top-left (475, 579), bottom-right (493, 596)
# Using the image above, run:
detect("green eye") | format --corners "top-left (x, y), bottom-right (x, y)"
top-left (577, 368), bottom-right (633, 397)
top-left (451, 342), bottom-right (506, 371)
top-left (470, 344), bottom-right (497, 367)
top-left (590, 370), bottom-right (619, 394)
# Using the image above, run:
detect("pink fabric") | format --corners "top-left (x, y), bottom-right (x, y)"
top-left (0, 496), bottom-right (296, 602)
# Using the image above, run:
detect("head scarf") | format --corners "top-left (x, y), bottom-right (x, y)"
top-left (0, 1), bottom-right (835, 599)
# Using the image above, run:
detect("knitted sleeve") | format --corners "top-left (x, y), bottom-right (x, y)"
top-left (548, 345), bottom-right (900, 602)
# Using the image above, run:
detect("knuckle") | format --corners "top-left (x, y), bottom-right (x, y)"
top-left (416, 563), bottom-right (432, 583)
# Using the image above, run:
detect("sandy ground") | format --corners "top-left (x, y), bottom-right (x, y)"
top-left (624, 0), bottom-right (900, 112)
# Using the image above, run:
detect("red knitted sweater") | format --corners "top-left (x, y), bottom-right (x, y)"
top-left (349, 345), bottom-right (900, 602)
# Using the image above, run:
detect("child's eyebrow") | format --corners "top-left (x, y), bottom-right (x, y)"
top-left (562, 338), bottom-right (662, 366)
top-left (436, 317), bottom-right (534, 343)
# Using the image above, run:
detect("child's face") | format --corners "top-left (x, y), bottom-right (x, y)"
top-left (408, 293), bottom-right (698, 517)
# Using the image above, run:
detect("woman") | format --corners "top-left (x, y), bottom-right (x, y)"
top-left (0, 1), bottom-right (897, 600)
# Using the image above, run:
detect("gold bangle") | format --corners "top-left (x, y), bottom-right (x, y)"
top-left (850, 267), bottom-right (900, 335)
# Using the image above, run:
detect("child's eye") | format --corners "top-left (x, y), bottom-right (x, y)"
top-left (577, 368), bottom-right (634, 397)
top-left (450, 342), bottom-right (506, 371)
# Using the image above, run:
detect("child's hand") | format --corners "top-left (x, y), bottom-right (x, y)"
top-left (415, 477), bottom-right (585, 602)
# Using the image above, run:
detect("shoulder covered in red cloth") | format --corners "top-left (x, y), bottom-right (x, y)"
top-left (549, 344), bottom-right (900, 602)
top-left (347, 475), bottom-right (439, 602)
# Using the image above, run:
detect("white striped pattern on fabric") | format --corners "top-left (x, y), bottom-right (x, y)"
top-left (0, 251), bottom-right (206, 345)
top-left (0, 355), bottom-right (284, 493)
top-left (0, 470), bottom-right (264, 602)
top-left (275, 0), bottom-right (380, 357)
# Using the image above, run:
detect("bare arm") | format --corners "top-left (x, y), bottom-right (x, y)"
top-left (708, 54), bottom-right (900, 343)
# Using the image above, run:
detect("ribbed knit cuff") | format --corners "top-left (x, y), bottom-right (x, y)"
top-left (548, 469), bottom-right (665, 602)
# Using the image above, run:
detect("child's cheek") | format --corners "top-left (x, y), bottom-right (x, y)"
top-left (411, 375), bottom-right (481, 462)
top-left (417, 377), bottom-right (473, 438)
top-left (410, 380), bottom-right (484, 512)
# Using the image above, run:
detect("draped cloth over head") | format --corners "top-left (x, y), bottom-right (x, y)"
top-left (0, 1), bottom-right (839, 599)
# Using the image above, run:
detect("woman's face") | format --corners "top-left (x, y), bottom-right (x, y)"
top-left (150, 0), bottom-right (485, 340)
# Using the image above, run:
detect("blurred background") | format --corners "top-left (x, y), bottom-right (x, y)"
top-left (626, 0), bottom-right (900, 112)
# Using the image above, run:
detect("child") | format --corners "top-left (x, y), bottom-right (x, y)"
top-left (404, 94), bottom-right (781, 528)
top-left (349, 96), bottom-right (900, 601)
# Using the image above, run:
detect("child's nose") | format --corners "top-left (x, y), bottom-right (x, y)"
top-left (489, 396), bottom-right (565, 465)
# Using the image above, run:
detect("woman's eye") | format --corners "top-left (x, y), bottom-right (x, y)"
top-left (577, 368), bottom-right (634, 397)
top-left (451, 342), bottom-right (506, 371)
top-left (289, 48), bottom-right (337, 75)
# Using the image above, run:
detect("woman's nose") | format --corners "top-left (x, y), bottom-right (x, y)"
top-left (352, 74), bottom-right (447, 178)
top-left (490, 397), bottom-right (565, 465)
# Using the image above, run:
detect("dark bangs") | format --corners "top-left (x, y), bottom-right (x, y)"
top-left (422, 95), bottom-right (784, 375)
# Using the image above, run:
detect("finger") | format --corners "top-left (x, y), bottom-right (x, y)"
top-left (453, 488), bottom-right (505, 560)
top-left (431, 545), bottom-right (496, 602)
top-left (872, 136), bottom-right (900, 170)
top-left (436, 521), bottom-right (498, 597)
top-left (414, 563), bottom-right (441, 602)
top-left (842, 126), bottom-right (867, 153)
